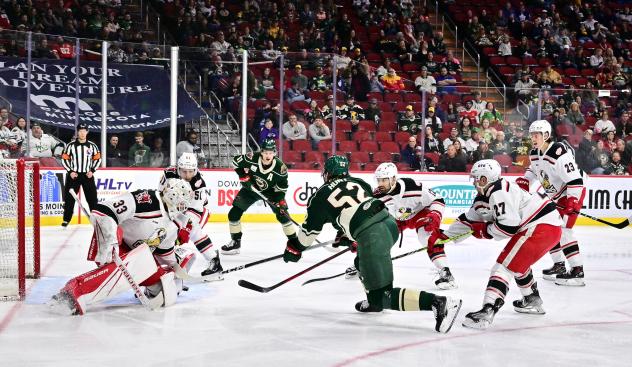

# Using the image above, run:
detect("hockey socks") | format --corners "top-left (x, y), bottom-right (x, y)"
top-left (387, 287), bottom-right (435, 311)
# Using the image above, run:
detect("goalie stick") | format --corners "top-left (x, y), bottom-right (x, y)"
top-left (172, 240), bottom-right (334, 282)
top-left (302, 230), bottom-right (474, 286)
top-left (70, 191), bottom-right (162, 311)
top-left (238, 247), bottom-right (352, 293)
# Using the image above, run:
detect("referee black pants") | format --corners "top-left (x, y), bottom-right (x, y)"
top-left (62, 172), bottom-right (98, 223)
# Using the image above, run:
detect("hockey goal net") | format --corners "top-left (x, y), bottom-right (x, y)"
top-left (0, 159), bottom-right (40, 301)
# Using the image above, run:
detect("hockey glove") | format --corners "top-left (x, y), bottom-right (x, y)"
top-left (333, 233), bottom-right (358, 253)
top-left (177, 220), bottom-right (193, 246)
top-left (559, 196), bottom-right (581, 215)
top-left (515, 177), bottom-right (530, 192)
top-left (470, 222), bottom-right (493, 239)
top-left (239, 175), bottom-right (252, 190)
top-left (422, 210), bottom-right (442, 233)
top-left (273, 199), bottom-right (289, 215)
top-left (283, 237), bottom-right (308, 263)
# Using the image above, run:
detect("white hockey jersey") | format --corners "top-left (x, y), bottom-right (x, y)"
top-left (374, 177), bottom-right (445, 221)
top-left (445, 179), bottom-right (562, 240)
top-left (524, 142), bottom-right (585, 201)
top-left (159, 167), bottom-right (209, 214)
top-left (91, 190), bottom-right (182, 266)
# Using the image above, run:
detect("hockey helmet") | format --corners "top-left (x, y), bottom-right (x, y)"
top-left (161, 178), bottom-right (193, 219)
top-left (470, 159), bottom-right (502, 194)
top-left (177, 152), bottom-right (198, 179)
top-left (260, 139), bottom-right (277, 153)
top-left (323, 155), bottom-right (349, 181)
top-left (529, 120), bottom-right (552, 140)
top-left (374, 162), bottom-right (398, 194)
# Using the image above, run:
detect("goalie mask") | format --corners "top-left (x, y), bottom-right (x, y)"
top-left (177, 152), bottom-right (198, 181)
top-left (161, 178), bottom-right (193, 219)
top-left (374, 162), bottom-right (398, 194)
top-left (470, 159), bottom-right (502, 195)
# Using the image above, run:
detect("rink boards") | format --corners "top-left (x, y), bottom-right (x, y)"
top-left (36, 168), bottom-right (632, 226)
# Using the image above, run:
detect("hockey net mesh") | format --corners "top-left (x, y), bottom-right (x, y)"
top-left (0, 159), bottom-right (38, 300)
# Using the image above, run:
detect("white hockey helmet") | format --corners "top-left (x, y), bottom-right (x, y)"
top-left (177, 152), bottom-right (198, 179)
top-left (529, 120), bottom-right (552, 140)
top-left (374, 162), bottom-right (398, 193)
top-left (161, 178), bottom-right (193, 218)
top-left (470, 159), bottom-right (502, 193)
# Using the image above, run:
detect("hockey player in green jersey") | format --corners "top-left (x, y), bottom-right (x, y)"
top-left (283, 155), bottom-right (462, 333)
top-left (222, 139), bottom-right (297, 255)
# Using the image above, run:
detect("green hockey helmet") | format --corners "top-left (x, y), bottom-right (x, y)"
top-left (260, 139), bottom-right (277, 153)
top-left (323, 155), bottom-right (349, 181)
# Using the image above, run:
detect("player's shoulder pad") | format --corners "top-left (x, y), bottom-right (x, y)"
top-left (484, 179), bottom-right (505, 197)
top-left (191, 172), bottom-right (206, 189)
top-left (275, 158), bottom-right (288, 175)
top-left (400, 177), bottom-right (422, 192)
top-left (544, 142), bottom-right (567, 160)
top-left (163, 166), bottom-right (178, 178)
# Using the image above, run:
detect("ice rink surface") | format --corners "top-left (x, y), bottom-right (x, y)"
top-left (1, 223), bottom-right (632, 367)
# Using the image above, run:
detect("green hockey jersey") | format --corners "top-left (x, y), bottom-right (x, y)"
top-left (232, 151), bottom-right (288, 202)
top-left (298, 176), bottom-right (388, 246)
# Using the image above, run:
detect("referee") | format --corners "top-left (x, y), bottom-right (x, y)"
top-left (61, 123), bottom-right (101, 227)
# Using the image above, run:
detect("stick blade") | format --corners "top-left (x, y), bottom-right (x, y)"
top-left (238, 279), bottom-right (269, 293)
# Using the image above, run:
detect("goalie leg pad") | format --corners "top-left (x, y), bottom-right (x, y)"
top-left (57, 244), bottom-right (157, 315)
top-left (143, 270), bottom-right (178, 307)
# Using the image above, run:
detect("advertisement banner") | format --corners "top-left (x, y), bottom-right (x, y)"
top-left (0, 56), bottom-right (203, 131)
top-left (37, 168), bottom-right (632, 225)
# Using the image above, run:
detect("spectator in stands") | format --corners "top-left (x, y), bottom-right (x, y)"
top-left (515, 73), bottom-right (538, 102)
top-left (459, 116), bottom-right (473, 140)
top-left (515, 36), bottom-right (532, 58)
top-left (442, 50), bottom-right (462, 75)
top-left (414, 66), bottom-right (436, 94)
top-left (557, 45), bottom-right (576, 69)
top-left (28, 122), bottom-right (59, 158)
top-left (427, 95), bottom-right (447, 122)
top-left (150, 137), bottom-right (167, 168)
top-left (291, 65), bottom-right (309, 93)
top-left (338, 95), bottom-right (365, 122)
top-left (480, 118), bottom-right (497, 143)
top-left (398, 105), bottom-right (421, 134)
top-left (0, 108), bottom-right (13, 128)
top-left (472, 141), bottom-right (494, 163)
top-left (492, 131), bottom-right (509, 155)
top-left (537, 64), bottom-right (562, 88)
top-left (128, 131), bottom-right (151, 167)
top-left (424, 106), bottom-right (442, 132)
top-left (285, 82), bottom-right (307, 103)
top-left (308, 117), bottom-right (331, 150)
top-left (594, 111), bottom-right (616, 135)
top-left (459, 100), bottom-right (479, 125)
top-left (464, 128), bottom-right (482, 155)
top-left (603, 130), bottom-right (618, 152)
top-left (475, 29), bottom-right (494, 47)
top-left (617, 112), bottom-right (632, 137)
top-left (411, 146), bottom-right (434, 171)
top-left (423, 126), bottom-right (442, 155)
top-left (605, 151), bottom-right (628, 175)
top-left (590, 48), bottom-right (605, 69)
top-left (10, 117), bottom-right (26, 157)
top-left (260, 67), bottom-right (275, 90)
top-left (438, 144), bottom-right (467, 172)
top-left (566, 102), bottom-right (585, 126)
top-left (423, 51), bottom-right (439, 73)
top-left (364, 98), bottom-right (382, 124)
top-left (577, 129), bottom-right (599, 173)
top-left (282, 114), bottom-right (307, 141)
top-left (106, 135), bottom-right (126, 167)
top-left (471, 91), bottom-right (487, 115)
top-left (259, 118), bottom-right (279, 145)
top-left (498, 34), bottom-right (512, 56)
top-left (442, 127), bottom-right (466, 152)
top-left (396, 40), bottom-right (413, 65)
top-left (310, 66), bottom-right (331, 91)
top-left (480, 102), bottom-right (503, 125)
top-left (430, 31), bottom-right (447, 55)
top-left (176, 130), bottom-right (205, 162)
top-left (446, 102), bottom-right (459, 123)
top-left (435, 66), bottom-right (456, 95)
top-left (400, 136), bottom-right (418, 166)
top-left (593, 140), bottom-right (610, 174)
top-left (304, 100), bottom-right (324, 124)
top-left (614, 139), bottom-right (632, 166)
top-left (34, 38), bottom-right (57, 59)
top-left (381, 68), bottom-right (405, 93)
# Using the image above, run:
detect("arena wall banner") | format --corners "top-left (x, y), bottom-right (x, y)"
top-left (0, 56), bottom-right (203, 131)
top-left (37, 168), bottom-right (632, 226)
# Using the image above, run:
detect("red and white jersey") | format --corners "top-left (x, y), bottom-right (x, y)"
top-left (91, 190), bottom-right (180, 265)
top-left (524, 142), bottom-right (585, 200)
top-left (159, 167), bottom-right (209, 214)
top-left (374, 177), bottom-right (445, 221)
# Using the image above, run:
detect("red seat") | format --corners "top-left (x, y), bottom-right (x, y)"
top-left (291, 162), bottom-right (315, 170)
top-left (373, 151), bottom-right (393, 163)
top-left (364, 162), bottom-right (380, 171)
top-left (404, 93), bottom-right (422, 103)
top-left (384, 93), bottom-right (403, 103)
top-left (380, 141), bottom-right (400, 153)
top-left (338, 141), bottom-right (358, 152)
top-left (305, 151), bottom-right (325, 164)
top-left (379, 120), bottom-right (397, 132)
top-left (493, 154), bottom-right (513, 167)
top-left (349, 162), bottom-right (364, 171)
top-left (290, 100), bottom-right (310, 111)
top-left (283, 151), bottom-right (303, 163)
top-left (367, 92), bottom-right (383, 101)
top-left (394, 131), bottom-right (412, 145)
top-left (381, 111), bottom-right (397, 123)
top-left (424, 152), bottom-right (440, 165)
top-left (358, 120), bottom-right (377, 132)
top-left (374, 132), bottom-right (392, 142)
top-left (489, 56), bottom-right (505, 66)
top-left (349, 151), bottom-right (370, 163)
top-left (359, 141), bottom-right (379, 151)
top-left (292, 140), bottom-right (311, 152)
top-left (318, 140), bottom-right (333, 152)
top-left (506, 56), bottom-right (522, 66)
top-left (354, 131), bottom-right (372, 141)
top-left (334, 120), bottom-right (352, 131)
top-left (506, 165), bottom-right (526, 174)
top-left (564, 68), bottom-right (580, 77)
top-left (335, 130), bottom-right (350, 141)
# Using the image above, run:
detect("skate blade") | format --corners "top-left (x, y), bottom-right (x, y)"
top-left (462, 318), bottom-right (490, 330)
top-left (203, 275), bottom-right (225, 282)
top-left (438, 299), bottom-right (462, 333)
top-left (542, 274), bottom-right (559, 281)
top-left (513, 306), bottom-right (546, 315)
top-left (554, 278), bottom-right (586, 287)
top-left (345, 273), bottom-right (359, 280)
top-left (220, 249), bottom-right (240, 255)
top-left (435, 281), bottom-right (458, 290)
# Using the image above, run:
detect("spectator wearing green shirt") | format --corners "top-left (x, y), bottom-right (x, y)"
top-left (128, 131), bottom-right (151, 167)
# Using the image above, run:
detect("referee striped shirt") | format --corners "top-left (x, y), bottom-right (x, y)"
top-left (61, 139), bottom-right (102, 173)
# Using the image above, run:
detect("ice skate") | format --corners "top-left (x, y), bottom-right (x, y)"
top-left (555, 266), bottom-right (585, 286)
top-left (513, 285), bottom-right (545, 314)
top-left (201, 250), bottom-right (224, 280)
top-left (435, 267), bottom-right (457, 290)
top-left (221, 239), bottom-right (241, 255)
top-left (344, 267), bottom-right (358, 279)
top-left (354, 300), bottom-right (383, 313)
top-left (542, 261), bottom-right (566, 281)
top-left (462, 299), bottom-right (504, 330)
top-left (432, 295), bottom-right (462, 333)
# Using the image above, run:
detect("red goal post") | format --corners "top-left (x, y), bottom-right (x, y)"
top-left (0, 158), bottom-right (40, 301)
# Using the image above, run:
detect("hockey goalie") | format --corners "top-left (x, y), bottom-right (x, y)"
top-left (50, 179), bottom-right (199, 315)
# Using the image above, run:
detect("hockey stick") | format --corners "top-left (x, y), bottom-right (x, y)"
top-left (301, 230), bottom-right (473, 286)
top-left (238, 247), bottom-right (352, 293)
top-left (70, 191), bottom-right (162, 310)
top-left (559, 205), bottom-right (632, 229)
top-left (172, 240), bottom-right (334, 282)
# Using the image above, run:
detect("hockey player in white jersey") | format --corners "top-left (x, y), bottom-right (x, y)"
top-left (160, 152), bottom-right (222, 277)
top-left (516, 120), bottom-right (586, 286)
top-left (373, 163), bottom-right (455, 289)
top-left (449, 160), bottom-right (562, 329)
top-left (50, 179), bottom-right (197, 315)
